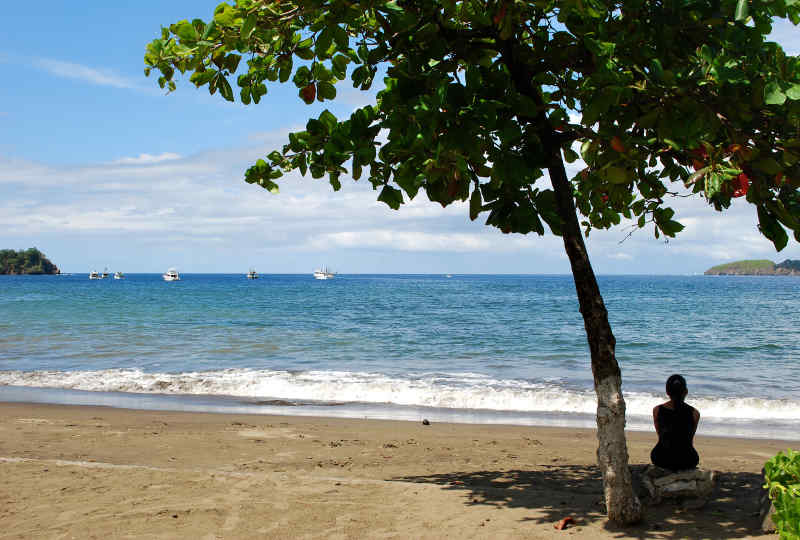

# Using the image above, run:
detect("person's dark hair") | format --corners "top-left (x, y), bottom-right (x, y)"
top-left (666, 374), bottom-right (688, 404)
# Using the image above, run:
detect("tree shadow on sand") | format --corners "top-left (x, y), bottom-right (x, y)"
top-left (391, 463), bottom-right (766, 538)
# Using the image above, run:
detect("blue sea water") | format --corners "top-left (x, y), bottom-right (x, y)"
top-left (1, 273), bottom-right (798, 439)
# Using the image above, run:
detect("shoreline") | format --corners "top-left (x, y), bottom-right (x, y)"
top-left (1, 401), bottom-right (792, 538)
top-left (1, 384), bottom-right (797, 442)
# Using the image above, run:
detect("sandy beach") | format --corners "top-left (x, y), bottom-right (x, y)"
top-left (0, 402), bottom-right (792, 539)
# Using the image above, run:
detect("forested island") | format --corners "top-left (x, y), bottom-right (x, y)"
top-left (0, 248), bottom-right (60, 275)
top-left (705, 259), bottom-right (800, 275)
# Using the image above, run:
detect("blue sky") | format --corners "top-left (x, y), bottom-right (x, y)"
top-left (1, 3), bottom-right (799, 274)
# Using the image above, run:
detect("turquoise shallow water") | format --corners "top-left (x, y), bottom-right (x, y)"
top-left (1, 273), bottom-right (798, 438)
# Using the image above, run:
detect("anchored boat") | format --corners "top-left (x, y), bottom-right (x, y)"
top-left (162, 268), bottom-right (180, 281)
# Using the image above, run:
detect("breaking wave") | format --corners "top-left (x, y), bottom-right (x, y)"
top-left (2, 368), bottom-right (798, 422)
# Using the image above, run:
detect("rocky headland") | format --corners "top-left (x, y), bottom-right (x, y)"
top-left (704, 259), bottom-right (800, 275)
top-left (0, 248), bottom-right (60, 274)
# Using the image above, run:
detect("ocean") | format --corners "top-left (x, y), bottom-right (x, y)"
top-left (1, 273), bottom-right (797, 440)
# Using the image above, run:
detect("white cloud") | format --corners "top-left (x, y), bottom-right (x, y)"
top-left (2, 120), bottom-right (799, 274)
top-left (35, 58), bottom-right (139, 90)
top-left (109, 153), bottom-right (182, 165)
top-left (607, 252), bottom-right (634, 261)
top-left (310, 230), bottom-right (503, 252)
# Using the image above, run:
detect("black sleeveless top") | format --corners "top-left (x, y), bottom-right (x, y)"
top-left (650, 402), bottom-right (699, 471)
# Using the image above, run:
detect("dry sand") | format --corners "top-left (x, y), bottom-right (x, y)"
top-left (0, 402), bottom-right (792, 539)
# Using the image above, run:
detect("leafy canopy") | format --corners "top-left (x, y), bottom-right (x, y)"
top-left (145, 0), bottom-right (800, 250)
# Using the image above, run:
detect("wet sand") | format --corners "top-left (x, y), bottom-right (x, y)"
top-left (0, 402), bottom-right (791, 539)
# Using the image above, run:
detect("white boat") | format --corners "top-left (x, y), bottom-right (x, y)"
top-left (113, 271), bottom-right (124, 280)
top-left (163, 268), bottom-right (180, 281)
top-left (313, 267), bottom-right (335, 280)
top-left (246, 268), bottom-right (258, 279)
top-left (89, 270), bottom-right (100, 280)
top-left (101, 267), bottom-right (109, 279)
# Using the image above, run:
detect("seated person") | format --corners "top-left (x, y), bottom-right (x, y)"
top-left (651, 374), bottom-right (700, 471)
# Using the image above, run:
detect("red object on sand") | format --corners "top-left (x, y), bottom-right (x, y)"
top-left (554, 516), bottom-right (575, 530)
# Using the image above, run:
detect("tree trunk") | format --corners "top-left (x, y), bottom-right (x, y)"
top-left (547, 155), bottom-right (642, 524)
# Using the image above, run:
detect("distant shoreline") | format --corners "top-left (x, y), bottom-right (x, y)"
top-left (704, 259), bottom-right (800, 276)
top-left (0, 248), bottom-right (59, 275)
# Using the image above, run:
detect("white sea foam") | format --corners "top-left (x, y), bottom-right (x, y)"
top-left (1, 368), bottom-right (799, 422)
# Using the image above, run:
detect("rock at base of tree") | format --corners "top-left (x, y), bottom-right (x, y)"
top-left (640, 465), bottom-right (716, 507)
top-left (759, 468), bottom-right (777, 533)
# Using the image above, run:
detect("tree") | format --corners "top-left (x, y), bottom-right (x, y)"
top-left (0, 248), bottom-right (59, 274)
top-left (145, 0), bottom-right (800, 523)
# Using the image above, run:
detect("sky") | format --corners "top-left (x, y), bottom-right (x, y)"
top-left (1, 3), bottom-right (799, 274)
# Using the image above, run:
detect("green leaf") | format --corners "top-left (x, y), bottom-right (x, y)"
top-left (563, 147), bottom-right (579, 163)
top-left (381, 0), bottom-right (404, 13)
top-left (295, 46), bottom-right (314, 60)
top-left (603, 167), bottom-right (631, 184)
top-left (469, 187), bottom-right (482, 220)
top-left (649, 59), bottom-right (663, 80)
top-left (260, 178), bottom-right (280, 194)
top-left (758, 206), bottom-right (789, 251)
top-left (734, 0), bottom-right (749, 21)
top-left (765, 81), bottom-right (787, 105)
top-left (317, 81), bottom-right (336, 100)
top-left (252, 83), bottom-right (266, 104)
top-left (378, 185), bottom-right (403, 210)
top-left (786, 84), bottom-right (800, 101)
top-left (315, 27), bottom-right (334, 57)
top-left (175, 21), bottom-right (199, 42)
top-left (705, 172), bottom-right (724, 198)
top-left (699, 44), bottom-right (714, 64)
top-left (201, 19), bottom-right (216, 40)
top-left (190, 69), bottom-right (217, 87)
top-left (241, 14), bottom-right (257, 41)
top-left (279, 62), bottom-right (292, 83)
top-left (582, 90), bottom-right (616, 125)
top-left (213, 3), bottom-right (237, 27)
top-left (218, 76), bottom-right (234, 101)
top-left (754, 157), bottom-right (782, 175)
top-left (580, 140), bottom-right (597, 162)
top-left (331, 55), bottom-right (349, 79)
top-left (224, 54), bottom-right (241, 73)
top-left (585, 37), bottom-right (615, 57)
top-left (318, 109), bottom-right (338, 132)
top-left (333, 26), bottom-right (349, 50)
top-left (293, 66), bottom-right (312, 87)
top-left (329, 171), bottom-right (342, 191)
top-left (661, 220), bottom-right (685, 237)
